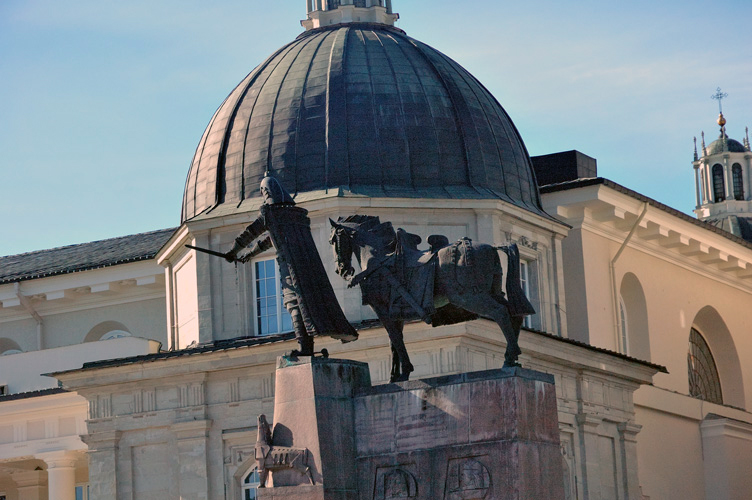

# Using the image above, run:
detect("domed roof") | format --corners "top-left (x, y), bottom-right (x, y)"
top-left (707, 134), bottom-right (747, 155)
top-left (182, 24), bottom-right (543, 223)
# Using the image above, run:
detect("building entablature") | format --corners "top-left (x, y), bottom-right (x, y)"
top-left (541, 178), bottom-right (752, 290)
top-left (0, 260), bottom-right (166, 322)
top-left (0, 390), bottom-right (87, 462)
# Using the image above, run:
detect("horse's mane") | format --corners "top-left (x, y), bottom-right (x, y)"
top-left (338, 215), bottom-right (396, 249)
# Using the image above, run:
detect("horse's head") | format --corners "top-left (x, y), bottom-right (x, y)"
top-left (329, 219), bottom-right (356, 279)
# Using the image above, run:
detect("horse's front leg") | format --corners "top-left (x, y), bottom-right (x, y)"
top-left (380, 317), bottom-right (413, 382)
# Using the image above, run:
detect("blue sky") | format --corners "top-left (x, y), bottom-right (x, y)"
top-left (1, 0), bottom-right (750, 256)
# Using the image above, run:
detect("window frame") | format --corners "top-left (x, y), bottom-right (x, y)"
top-left (241, 467), bottom-right (262, 500)
top-left (75, 484), bottom-right (89, 500)
top-left (732, 163), bottom-right (744, 200)
top-left (516, 253), bottom-right (541, 331)
top-left (252, 258), bottom-right (293, 336)
top-left (687, 328), bottom-right (723, 405)
top-left (712, 164), bottom-right (726, 202)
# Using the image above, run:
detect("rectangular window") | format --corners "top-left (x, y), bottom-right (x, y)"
top-left (0, 385), bottom-right (7, 396)
top-left (520, 261), bottom-right (531, 329)
top-left (255, 259), bottom-right (293, 335)
top-left (519, 259), bottom-right (541, 330)
top-left (75, 485), bottom-right (89, 500)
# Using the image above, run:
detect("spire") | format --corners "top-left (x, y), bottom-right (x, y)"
top-left (694, 137), bottom-right (698, 161)
top-left (302, 0), bottom-right (399, 31)
top-left (701, 131), bottom-right (707, 156)
top-left (745, 127), bottom-right (751, 151)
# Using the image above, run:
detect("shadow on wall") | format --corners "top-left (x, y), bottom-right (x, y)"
top-left (620, 272), bottom-right (651, 362)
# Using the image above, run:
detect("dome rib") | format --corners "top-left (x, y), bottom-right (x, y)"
top-left (291, 30), bottom-right (336, 196)
top-left (181, 24), bottom-right (545, 223)
top-left (223, 35), bottom-right (313, 209)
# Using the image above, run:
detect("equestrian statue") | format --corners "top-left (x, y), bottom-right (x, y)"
top-left (329, 215), bottom-right (535, 382)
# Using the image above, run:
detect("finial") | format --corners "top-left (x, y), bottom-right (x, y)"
top-left (712, 87), bottom-right (728, 114)
top-left (694, 137), bottom-right (698, 161)
top-left (745, 127), bottom-right (751, 151)
top-left (701, 131), bottom-right (707, 156)
top-left (717, 113), bottom-right (727, 128)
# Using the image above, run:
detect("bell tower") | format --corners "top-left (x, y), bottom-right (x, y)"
top-left (302, 0), bottom-right (398, 30)
top-left (692, 88), bottom-right (752, 241)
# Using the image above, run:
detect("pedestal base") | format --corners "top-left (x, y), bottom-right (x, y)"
top-left (260, 357), bottom-right (564, 500)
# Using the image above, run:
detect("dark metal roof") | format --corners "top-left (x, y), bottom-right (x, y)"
top-left (704, 215), bottom-right (752, 243)
top-left (0, 228), bottom-right (177, 285)
top-left (56, 321), bottom-right (666, 376)
top-left (706, 135), bottom-right (747, 155)
top-left (0, 387), bottom-right (68, 403)
top-left (540, 177), bottom-right (752, 251)
top-left (182, 23), bottom-right (544, 223)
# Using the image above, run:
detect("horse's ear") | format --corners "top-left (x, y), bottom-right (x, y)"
top-left (329, 218), bottom-right (337, 228)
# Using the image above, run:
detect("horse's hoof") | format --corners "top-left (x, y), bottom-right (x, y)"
top-left (320, 348), bottom-right (329, 359)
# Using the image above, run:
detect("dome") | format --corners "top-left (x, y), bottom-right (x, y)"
top-left (182, 24), bottom-right (543, 223)
top-left (706, 134), bottom-right (747, 155)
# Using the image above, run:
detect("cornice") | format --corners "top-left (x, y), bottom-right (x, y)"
top-left (542, 182), bottom-right (752, 291)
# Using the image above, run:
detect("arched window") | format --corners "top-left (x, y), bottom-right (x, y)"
top-left (732, 163), bottom-right (744, 200)
top-left (100, 330), bottom-right (132, 341)
top-left (688, 328), bottom-right (723, 405)
top-left (0, 338), bottom-right (22, 356)
top-left (712, 164), bottom-right (725, 202)
top-left (241, 467), bottom-right (261, 500)
top-left (327, 0), bottom-right (339, 9)
top-left (84, 321), bottom-right (131, 342)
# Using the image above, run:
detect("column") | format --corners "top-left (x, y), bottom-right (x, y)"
top-left (172, 420), bottom-right (212, 500)
top-left (693, 165), bottom-right (701, 207)
top-left (37, 451), bottom-right (82, 500)
top-left (724, 157), bottom-right (733, 200)
top-left (81, 431), bottom-right (121, 500)
top-left (617, 422), bottom-right (642, 500)
top-left (12, 471), bottom-right (48, 500)
top-left (743, 155), bottom-right (751, 201)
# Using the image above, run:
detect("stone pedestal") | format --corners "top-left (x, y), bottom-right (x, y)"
top-left (259, 356), bottom-right (371, 500)
top-left (260, 358), bottom-right (564, 500)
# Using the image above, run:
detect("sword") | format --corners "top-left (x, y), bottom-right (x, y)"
top-left (186, 245), bottom-right (229, 259)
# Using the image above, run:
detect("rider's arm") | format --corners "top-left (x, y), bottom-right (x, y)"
top-left (225, 218), bottom-right (267, 262)
top-left (238, 236), bottom-right (273, 263)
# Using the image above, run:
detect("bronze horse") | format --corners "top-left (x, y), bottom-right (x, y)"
top-left (329, 215), bottom-right (534, 382)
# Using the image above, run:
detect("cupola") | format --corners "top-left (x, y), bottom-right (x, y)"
top-left (301, 0), bottom-right (399, 30)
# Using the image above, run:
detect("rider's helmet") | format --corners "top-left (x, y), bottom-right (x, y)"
top-left (260, 172), bottom-right (295, 205)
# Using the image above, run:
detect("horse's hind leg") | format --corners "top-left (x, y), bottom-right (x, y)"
top-left (451, 294), bottom-right (522, 367)
top-left (381, 318), bottom-right (414, 382)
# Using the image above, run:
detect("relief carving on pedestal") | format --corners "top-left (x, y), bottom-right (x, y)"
top-left (373, 467), bottom-right (417, 499)
top-left (444, 458), bottom-right (491, 500)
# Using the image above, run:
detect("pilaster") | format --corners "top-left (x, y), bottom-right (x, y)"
top-left (81, 431), bottom-right (121, 500)
top-left (617, 421), bottom-right (642, 500)
top-left (576, 414), bottom-right (603, 500)
top-left (172, 420), bottom-right (212, 500)
top-left (12, 471), bottom-right (48, 500)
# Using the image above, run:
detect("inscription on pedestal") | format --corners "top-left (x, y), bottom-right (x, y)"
top-left (444, 458), bottom-right (490, 500)
top-left (373, 467), bottom-right (417, 499)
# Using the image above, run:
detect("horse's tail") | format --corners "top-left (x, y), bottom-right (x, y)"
top-left (501, 244), bottom-right (536, 317)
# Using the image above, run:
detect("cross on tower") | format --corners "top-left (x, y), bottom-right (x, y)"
top-left (711, 87), bottom-right (728, 114)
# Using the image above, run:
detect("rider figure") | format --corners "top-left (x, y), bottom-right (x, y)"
top-left (225, 173), bottom-right (357, 355)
